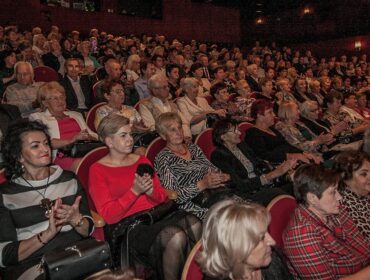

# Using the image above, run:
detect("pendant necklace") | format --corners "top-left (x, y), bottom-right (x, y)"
top-left (21, 167), bottom-right (53, 218)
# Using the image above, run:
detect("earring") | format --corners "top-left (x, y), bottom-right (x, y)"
top-left (20, 164), bottom-right (25, 174)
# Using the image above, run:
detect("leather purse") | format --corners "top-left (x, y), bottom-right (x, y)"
top-left (191, 187), bottom-right (234, 208)
top-left (61, 140), bottom-right (105, 158)
top-left (42, 239), bottom-right (112, 280)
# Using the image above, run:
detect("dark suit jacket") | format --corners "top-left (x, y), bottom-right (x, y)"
top-left (211, 142), bottom-right (267, 195)
top-left (59, 75), bottom-right (93, 110)
top-left (42, 52), bottom-right (60, 73)
top-left (246, 75), bottom-right (261, 92)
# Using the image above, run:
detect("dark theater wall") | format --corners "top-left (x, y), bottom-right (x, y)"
top-left (0, 0), bottom-right (240, 43)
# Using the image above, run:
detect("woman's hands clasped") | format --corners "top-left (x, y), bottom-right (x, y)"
top-left (198, 170), bottom-right (231, 191)
top-left (132, 173), bottom-right (154, 196)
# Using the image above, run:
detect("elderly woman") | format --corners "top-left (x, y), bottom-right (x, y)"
top-left (0, 120), bottom-right (93, 279)
top-left (300, 100), bottom-right (348, 137)
top-left (355, 93), bottom-right (370, 120)
top-left (283, 164), bottom-right (370, 279)
top-left (275, 101), bottom-right (333, 152)
top-left (176, 77), bottom-right (226, 136)
top-left (125, 54), bottom-right (140, 84)
top-left (333, 151), bottom-right (370, 241)
top-left (339, 92), bottom-right (369, 128)
top-left (245, 100), bottom-right (320, 165)
top-left (29, 81), bottom-right (97, 171)
top-left (154, 112), bottom-right (231, 219)
top-left (211, 119), bottom-right (296, 203)
top-left (89, 114), bottom-right (201, 280)
top-left (189, 62), bottom-right (211, 97)
top-left (77, 41), bottom-right (101, 75)
top-left (198, 200), bottom-right (292, 280)
top-left (234, 79), bottom-right (255, 119)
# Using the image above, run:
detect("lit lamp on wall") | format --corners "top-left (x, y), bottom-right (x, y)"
top-left (355, 41), bottom-right (362, 51)
top-left (303, 7), bottom-right (311, 15)
top-left (256, 18), bottom-right (263, 24)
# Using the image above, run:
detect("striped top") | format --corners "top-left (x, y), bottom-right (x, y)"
top-left (0, 166), bottom-right (93, 279)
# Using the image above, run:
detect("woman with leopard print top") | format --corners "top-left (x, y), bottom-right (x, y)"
top-left (333, 151), bottom-right (370, 241)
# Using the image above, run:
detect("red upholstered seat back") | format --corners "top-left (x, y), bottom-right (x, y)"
top-left (145, 137), bottom-right (167, 164)
top-left (85, 102), bottom-right (106, 133)
top-left (267, 195), bottom-right (297, 248)
top-left (195, 128), bottom-right (215, 160)
top-left (34, 66), bottom-right (59, 82)
top-left (75, 146), bottom-right (109, 240)
top-left (181, 241), bottom-right (203, 280)
top-left (238, 122), bottom-right (254, 142)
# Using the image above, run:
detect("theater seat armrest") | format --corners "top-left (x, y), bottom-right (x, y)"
top-left (165, 189), bottom-right (178, 200)
top-left (91, 210), bottom-right (106, 227)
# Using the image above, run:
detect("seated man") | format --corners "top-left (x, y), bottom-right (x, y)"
top-left (94, 58), bottom-right (122, 103)
top-left (134, 61), bottom-right (156, 100)
top-left (139, 73), bottom-right (192, 140)
top-left (59, 58), bottom-right (93, 112)
top-left (3, 61), bottom-right (43, 117)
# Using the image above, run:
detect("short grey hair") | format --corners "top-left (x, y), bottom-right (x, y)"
top-left (147, 73), bottom-right (167, 91)
top-left (300, 100), bottom-right (318, 118)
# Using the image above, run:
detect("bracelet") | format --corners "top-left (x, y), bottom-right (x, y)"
top-left (72, 214), bottom-right (85, 228)
top-left (37, 232), bottom-right (47, 245)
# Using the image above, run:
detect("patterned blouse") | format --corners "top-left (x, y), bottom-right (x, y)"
top-left (154, 144), bottom-right (218, 219)
top-left (275, 121), bottom-right (317, 152)
top-left (94, 104), bottom-right (142, 130)
top-left (340, 186), bottom-right (370, 242)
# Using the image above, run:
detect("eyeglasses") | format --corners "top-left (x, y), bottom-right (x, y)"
top-left (45, 96), bottom-right (65, 102)
top-left (110, 89), bottom-right (125, 94)
top-left (227, 127), bottom-right (240, 133)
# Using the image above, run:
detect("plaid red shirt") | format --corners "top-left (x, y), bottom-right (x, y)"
top-left (283, 205), bottom-right (370, 279)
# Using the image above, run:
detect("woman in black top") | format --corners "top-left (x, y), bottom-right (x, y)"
top-left (245, 99), bottom-right (320, 165)
top-left (211, 119), bottom-right (296, 203)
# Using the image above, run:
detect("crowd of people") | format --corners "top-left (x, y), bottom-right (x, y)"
top-left (0, 23), bottom-right (369, 280)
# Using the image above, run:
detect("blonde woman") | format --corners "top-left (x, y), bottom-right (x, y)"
top-left (125, 54), bottom-right (141, 83)
top-left (29, 81), bottom-right (97, 171)
top-left (198, 200), bottom-right (292, 280)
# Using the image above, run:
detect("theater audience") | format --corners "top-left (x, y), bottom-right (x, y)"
top-left (283, 164), bottom-right (370, 279)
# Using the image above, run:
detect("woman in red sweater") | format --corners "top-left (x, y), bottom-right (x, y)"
top-left (89, 113), bottom-right (201, 280)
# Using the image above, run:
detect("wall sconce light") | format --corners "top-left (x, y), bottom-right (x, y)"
top-left (256, 18), bottom-right (263, 24)
top-left (355, 41), bottom-right (362, 51)
top-left (303, 7), bottom-right (311, 14)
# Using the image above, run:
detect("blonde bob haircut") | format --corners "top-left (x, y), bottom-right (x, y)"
top-left (97, 113), bottom-right (130, 142)
top-left (37, 81), bottom-right (66, 111)
top-left (197, 200), bottom-right (270, 280)
top-left (278, 101), bottom-right (299, 122)
top-left (155, 112), bottom-right (182, 136)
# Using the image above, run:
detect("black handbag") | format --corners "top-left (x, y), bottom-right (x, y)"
top-left (106, 200), bottom-right (177, 268)
top-left (42, 239), bottom-right (112, 280)
top-left (61, 140), bottom-right (105, 158)
top-left (191, 187), bottom-right (234, 208)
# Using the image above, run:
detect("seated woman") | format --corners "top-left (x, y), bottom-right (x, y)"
top-left (89, 114), bottom-right (201, 280)
top-left (333, 151), bottom-right (370, 242)
top-left (254, 78), bottom-right (275, 101)
top-left (154, 112), bottom-right (231, 219)
top-left (211, 119), bottom-right (296, 203)
top-left (210, 82), bottom-right (250, 122)
top-left (77, 41), bottom-right (101, 75)
top-left (245, 100), bottom-right (320, 165)
top-left (339, 92), bottom-right (370, 133)
top-left (283, 164), bottom-right (370, 279)
top-left (275, 101), bottom-right (333, 153)
top-left (29, 81), bottom-right (97, 172)
top-left (198, 200), bottom-right (292, 280)
top-left (176, 78), bottom-right (226, 136)
top-left (300, 100), bottom-right (347, 136)
top-left (0, 120), bottom-right (94, 280)
top-left (355, 93), bottom-right (370, 120)
top-left (234, 79), bottom-right (255, 119)
top-left (189, 62), bottom-right (211, 97)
